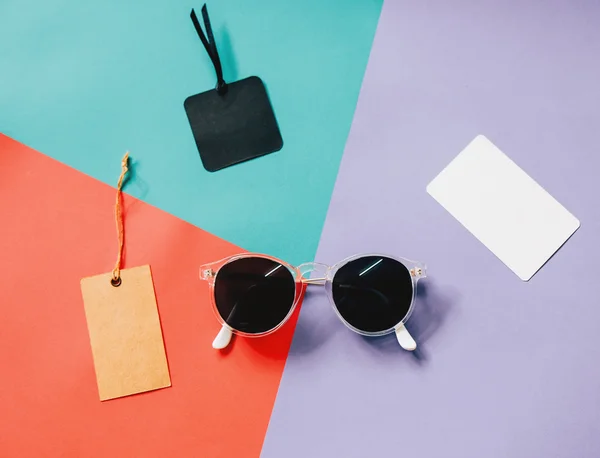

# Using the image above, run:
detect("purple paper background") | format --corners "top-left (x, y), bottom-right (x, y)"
top-left (261, 1), bottom-right (600, 457)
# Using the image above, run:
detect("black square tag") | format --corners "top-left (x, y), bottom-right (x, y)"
top-left (184, 76), bottom-right (283, 172)
top-left (184, 6), bottom-right (283, 172)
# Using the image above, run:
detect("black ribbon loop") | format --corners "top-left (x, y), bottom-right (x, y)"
top-left (190, 5), bottom-right (227, 95)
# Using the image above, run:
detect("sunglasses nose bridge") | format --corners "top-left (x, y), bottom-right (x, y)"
top-left (298, 262), bottom-right (330, 285)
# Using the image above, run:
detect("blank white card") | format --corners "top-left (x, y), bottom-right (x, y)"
top-left (427, 135), bottom-right (579, 281)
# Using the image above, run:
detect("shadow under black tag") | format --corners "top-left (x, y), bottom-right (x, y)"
top-left (184, 5), bottom-right (283, 172)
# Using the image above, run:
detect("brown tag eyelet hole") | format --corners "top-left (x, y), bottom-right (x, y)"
top-left (111, 277), bottom-right (122, 287)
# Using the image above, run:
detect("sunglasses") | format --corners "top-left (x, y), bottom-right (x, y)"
top-left (200, 253), bottom-right (427, 351)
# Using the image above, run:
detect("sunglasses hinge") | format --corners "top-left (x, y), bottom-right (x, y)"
top-left (410, 267), bottom-right (423, 278)
top-left (201, 268), bottom-right (215, 279)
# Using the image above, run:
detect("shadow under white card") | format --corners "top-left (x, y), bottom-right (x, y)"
top-left (427, 135), bottom-right (580, 281)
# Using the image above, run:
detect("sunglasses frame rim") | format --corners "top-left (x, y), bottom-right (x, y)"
top-left (325, 253), bottom-right (422, 338)
top-left (200, 252), bottom-right (426, 340)
top-left (201, 253), bottom-right (304, 339)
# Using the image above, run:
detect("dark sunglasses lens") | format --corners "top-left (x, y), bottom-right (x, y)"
top-left (214, 257), bottom-right (296, 334)
top-left (332, 256), bottom-right (413, 333)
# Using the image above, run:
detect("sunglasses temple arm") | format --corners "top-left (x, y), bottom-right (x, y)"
top-left (395, 323), bottom-right (416, 351)
top-left (212, 325), bottom-right (233, 349)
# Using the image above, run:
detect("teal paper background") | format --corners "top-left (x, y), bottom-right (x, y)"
top-left (0, 0), bottom-right (382, 265)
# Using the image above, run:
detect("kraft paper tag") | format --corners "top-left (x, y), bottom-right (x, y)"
top-left (80, 265), bottom-right (171, 400)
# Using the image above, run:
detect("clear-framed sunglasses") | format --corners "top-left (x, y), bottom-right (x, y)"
top-left (200, 253), bottom-right (427, 351)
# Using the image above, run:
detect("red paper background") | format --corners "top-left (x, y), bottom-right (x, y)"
top-left (0, 134), bottom-right (299, 457)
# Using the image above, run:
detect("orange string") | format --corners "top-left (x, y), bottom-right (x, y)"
top-left (112, 152), bottom-right (129, 282)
